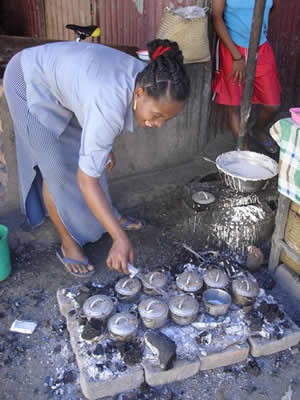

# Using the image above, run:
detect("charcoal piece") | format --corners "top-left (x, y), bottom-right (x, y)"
top-left (67, 309), bottom-right (76, 317)
top-left (118, 341), bottom-right (143, 366)
top-left (53, 344), bottom-right (62, 354)
top-left (96, 362), bottom-right (104, 372)
top-left (144, 330), bottom-right (176, 371)
top-left (63, 370), bottom-right (75, 384)
top-left (256, 271), bottom-right (276, 290)
top-left (246, 310), bottom-right (263, 332)
top-left (74, 292), bottom-right (90, 307)
top-left (195, 330), bottom-right (212, 345)
top-left (245, 360), bottom-right (261, 377)
top-left (78, 316), bottom-right (88, 326)
top-left (242, 385), bottom-right (257, 394)
top-left (116, 363), bottom-right (127, 372)
top-left (90, 318), bottom-right (105, 332)
top-left (93, 343), bottom-right (104, 356)
top-left (81, 320), bottom-right (103, 341)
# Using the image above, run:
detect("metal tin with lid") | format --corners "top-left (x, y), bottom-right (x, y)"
top-left (143, 271), bottom-right (168, 296)
top-left (115, 277), bottom-right (142, 302)
top-left (83, 295), bottom-right (114, 321)
top-left (169, 294), bottom-right (199, 325)
top-left (107, 312), bottom-right (138, 342)
top-left (138, 298), bottom-right (169, 329)
top-left (232, 276), bottom-right (259, 306)
top-left (176, 271), bottom-right (203, 293)
top-left (203, 267), bottom-right (229, 289)
top-left (192, 191), bottom-right (216, 211)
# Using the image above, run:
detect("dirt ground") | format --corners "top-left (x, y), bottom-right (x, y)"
top-left (0, 192), bottom-right (300, 400)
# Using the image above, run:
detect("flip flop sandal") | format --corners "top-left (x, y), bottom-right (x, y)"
top-left (250, 134), bottom-right (279, 154)
top-left (121, 216), bottom-right (146, 231)
top-left (56, 247), bottom-right (95, 278)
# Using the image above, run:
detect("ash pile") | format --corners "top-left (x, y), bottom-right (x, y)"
top-left (57, 246), bottom-right (300, 399)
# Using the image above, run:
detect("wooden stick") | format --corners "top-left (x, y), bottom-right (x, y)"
top-left (237, 0), bottom-right (267, 150)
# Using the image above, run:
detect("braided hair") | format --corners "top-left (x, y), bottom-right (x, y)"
top-left (136, 39), bottom-right (190, 102)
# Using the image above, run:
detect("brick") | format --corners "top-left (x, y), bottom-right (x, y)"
top-left (80, 364), bottom-right (144, 400)
top-left (199, 343), bottom-right (249, 371)
top-left (56, 288), bottom-right (76, 317)
top-left (248, 316), bottom-right (300, 357)
top-left (143, 358), bottom-right (200, 387)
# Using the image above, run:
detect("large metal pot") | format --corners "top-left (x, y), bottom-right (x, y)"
top-left (107, 312), bottom-right (138, 342)
top-left (169, 294), bottom-right (199, 325)
top-left (83, 295), bottom-right (114, 321)
top-left (232, 276), bottom-right (259, 306)
top-left (138, 298), bottom-right (169, 329)
top-left (206, 151), bottom-right (278, 193)
top-left (203, 289), bottom-right (231, 316)
top-left (115, 277), bottom-right (142, 302)
top-left (176, 271), bottom-right (203, 294)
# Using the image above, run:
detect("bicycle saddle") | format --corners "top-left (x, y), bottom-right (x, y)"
top-left (65, 24), bottom-right (101, 39)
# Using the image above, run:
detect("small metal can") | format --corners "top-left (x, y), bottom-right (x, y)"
top-left (138, 298), bottom-right (169, 329)
top-left (143, 271), bottom-right (168, 296)
top-left (176, 271), bottom-right (203, 294)
top-left (115, 277), bottom-right (142, 302)
top-left (107, 312), bottom-right (138, 342)
top-left (169, 294), bottom-right (199, 325)
top-left (82, 295), bottom-right (114, 321)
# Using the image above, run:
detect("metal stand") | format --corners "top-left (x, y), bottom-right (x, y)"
top-left (268, 194), bottom-right (300, 272)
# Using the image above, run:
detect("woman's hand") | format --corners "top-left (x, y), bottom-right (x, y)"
top-left (227, 58), bottom-right (246, 85)
top-left (106, 151), bottom-right (116, 172)
top-left (106, 235), bottom-right (134, 274)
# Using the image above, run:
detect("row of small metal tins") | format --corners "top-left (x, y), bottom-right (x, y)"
top-left (82, 268), bottom-right (259, 342)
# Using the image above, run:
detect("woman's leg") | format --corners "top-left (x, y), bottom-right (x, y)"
top-left (42, 181), bottom-right (94, 274)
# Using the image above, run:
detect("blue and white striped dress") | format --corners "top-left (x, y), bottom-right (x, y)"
top-left (3, 42), bottom-right (144, 246)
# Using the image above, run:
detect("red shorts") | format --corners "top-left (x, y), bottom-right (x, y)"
top-left (212, 41), bottom-right (281, 106)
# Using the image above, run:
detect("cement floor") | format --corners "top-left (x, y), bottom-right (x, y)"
top-left (1, 131), bottom-right (299, 400)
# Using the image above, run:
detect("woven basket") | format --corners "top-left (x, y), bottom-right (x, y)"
top-left (156, 8), bottom-right (211, 64)
top-left (280, 201), bottom-right (300, 274)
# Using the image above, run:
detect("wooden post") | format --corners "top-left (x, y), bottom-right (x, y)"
top-left (39, 0), bottom-right (47, 38)
top-left (237, 0), bottom-right (266, 150)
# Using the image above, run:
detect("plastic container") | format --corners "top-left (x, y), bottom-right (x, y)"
top-left (0, 224), bottom-right (11, 281)
top-left (290, 108), bottom-right (300, 125)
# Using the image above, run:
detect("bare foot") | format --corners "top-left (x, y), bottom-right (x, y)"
top-left (59, 240), bottom-right (95, 276)
top-left (119, 216), bottom-right (144, 231)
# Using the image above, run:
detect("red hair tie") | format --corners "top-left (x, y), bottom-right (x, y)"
top-left (152, 45), bottom-right (171, 60)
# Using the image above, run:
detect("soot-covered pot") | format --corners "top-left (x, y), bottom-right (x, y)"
top-left (232, 276), bottom-right (259, 306)
top-left (203, 267), bottom-right (229, 290)
top-left (107, 312), bottom-right (138, 342)
top-left (143, 271), bottom-right (168, 296)
top-left (115, 277), bottom-right (142, 302)
top-left (176, 271), bottom-right (203, 294)
top-left (83, 295), bottom-right (114, 321)
top-left (138, 298), bottom-right (169, 329)
top-left (169, 294), bottom-right (199, 325)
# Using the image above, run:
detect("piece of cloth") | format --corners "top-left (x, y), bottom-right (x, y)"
top-left (20, 41), bottom-right (144, 177)
top-left (212, 41), bottom-right (281, 106)
top-left (270, 118), bottom-right (300, 205)
top-left (3, 51), bottom-right (124, 246)
top-left (224, 0), bottom-right (273, 48)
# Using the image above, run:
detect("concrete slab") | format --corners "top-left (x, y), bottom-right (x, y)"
top-left (248, 316), bottom-right (300, 357)
top-left (199, 343), bottom-right (250, 371)
top-left (275, 264), bottom-right (300, 304)
top-left (143, 358), bottom-right (200, 387)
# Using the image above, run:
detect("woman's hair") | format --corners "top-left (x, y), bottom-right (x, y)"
top-left (135, 39), bottom-right (190, 102)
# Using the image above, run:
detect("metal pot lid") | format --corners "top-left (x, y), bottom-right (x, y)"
top-left (176, 271), bottom-right (203, 292)
top-left (192, 191), bottom-right (215, 205)
top-left (115, 277), bottom-right (142, 296)
top-left (203, 267), bottom-right (229, 288)
top-left (107, 312), bottom-right (138, 336)
top-left (138, 298), bottom-right (168, 319)
top-left (169, 295), bottom-right (199, 317)
top-left (144, 271), bottom-right (167, 289)
top-left (83, 295), bottom-right (114, 319)
top-left (232, 277), bottom-right (259, 297)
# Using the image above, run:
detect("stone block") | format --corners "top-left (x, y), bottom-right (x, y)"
top-left (248, 317), bottom-right (300, 357)
top-left (80, 364), bottom-right (144, 400)
top-left (199, 343), bottom-right (249, 371)
top-left (143, 358), bottom-right (200, 387)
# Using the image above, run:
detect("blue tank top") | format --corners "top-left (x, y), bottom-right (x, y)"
top-left (224, 0), bottom-right (273, 48)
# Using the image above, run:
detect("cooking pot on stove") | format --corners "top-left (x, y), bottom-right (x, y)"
top-left (192, 191), bottom-right (216, 211)
top-left (107, 312), bottom-right (138, 342)
top-left (169, 294), bottom-right (199, 325)
top-left (203, 288), bottom-right (231, 316)
top-left (232, 276), bottom-right (259, 306)
top-left (176, 271), bottom-right (203, 294)
top-left (204, 151), bottom-right (278, 193)
top-left (138, 298), bottom-right (169, 329)
top-left (115, 277), bottom-right (142, 302)
top-left (203, 267), bottom-right (229, 290)
top-left (143, 271), bottom-right (167, 296)
top-left (83, 295), bottom-right (114, 321)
